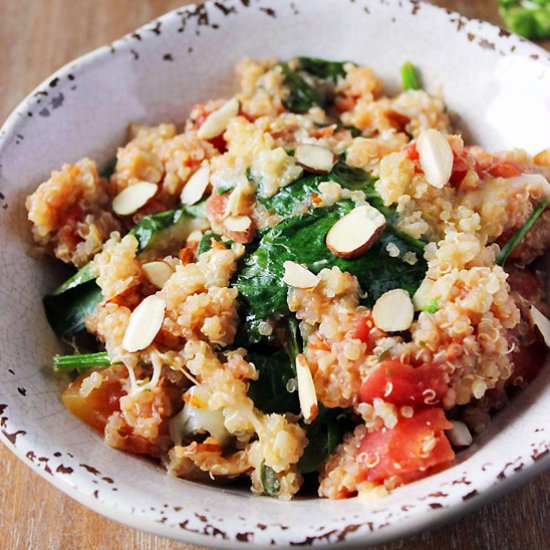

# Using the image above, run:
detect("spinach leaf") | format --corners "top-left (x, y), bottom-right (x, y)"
top-left (260, 462), bottom-right (280, 497)
top-left (130, 201), bottom-right (206, 253)
top-left (99, 157), bottom-right (117, 179)
top-left (216, 181), bottom-right (235, 195)
top-left (258, 160), bottom-right (390, 219)
top-left (299, 406), bottom-right (353, 474)
top-left (44, 204), bottom-right (205, 338)
top-left (281, 63), bottom-right (321, 114)
top-left (44, 279), bottom-right (103, 337)
top-left (297, 57), bottom-right (347, 82)
top-left (235, 201), bottom-right (427, 320)
top-left (196, 231), bottom-right (225, 256)
top-left (49, 263), bottom-right (97, 296)
top-left (247, 350), bottom-right (299, 415)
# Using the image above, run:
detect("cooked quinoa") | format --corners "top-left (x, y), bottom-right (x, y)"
top-left (27, 57), bottom-right (550, 500)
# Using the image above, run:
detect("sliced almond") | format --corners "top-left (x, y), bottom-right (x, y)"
top-left (295, 144), bottom-right (336, 174)
top-left (197, 97), bottom-right (240, 140)
top-left (326, 204), bottom-right (386, 259)
top-left (372, 289), bottom-right (414, 332)
top-left (112, 182), bottom-right (158, 216)
top-left (223, 215), bottom-right (252, 233)
top-left (528, 304), bottom-right (550, 348)
top-left (180, 165), bottom-right (210, 205)
top-left (282, 261), bottom-right (320, 289)
top-left (142, 261), bottom-right (174, 289)
top-left (295, 354), bottom-right (318, 424)
top-left (122, 294), bottom-right (166, 352)
top-left (416, 128), bottom-right (453, 189)
top-left (447, 420), bottom-right (473, 448)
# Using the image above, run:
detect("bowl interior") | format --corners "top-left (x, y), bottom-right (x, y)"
top-left (1, 0), bottom-right (550, 547)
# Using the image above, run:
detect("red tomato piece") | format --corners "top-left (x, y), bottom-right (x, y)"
top-left (357, 408), bottom-right (454, 486)
top-left (449, 155), bottom-right (469, 187)
top-left (404, 143), bottom-right (419, 161)
top-left (487, 161), bottom-right (522, 178)
top-left (359, 360), bottom-right (448, 408)
top-left (352, 314), bottom-right (380, 352)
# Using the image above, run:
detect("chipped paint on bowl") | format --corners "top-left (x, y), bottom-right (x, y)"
top-left (1, 0), bottom-right (550, 547)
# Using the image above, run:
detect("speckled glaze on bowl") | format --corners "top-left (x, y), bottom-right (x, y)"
top-left (1, 0), bottom-right (550, 547)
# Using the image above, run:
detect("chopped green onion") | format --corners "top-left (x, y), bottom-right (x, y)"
top-left (401, 62), bottom-right (422, 91)
top-left (53, 351), bottom-right (111, 373)
top-left (423, 299), bottom-right (439, 314)
top-left (496, 199), bottom-right (548, 266)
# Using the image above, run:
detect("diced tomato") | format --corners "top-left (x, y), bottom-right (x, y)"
top-left (404, 143), bottom-right (419, 161)
top-left (62, 369), bottom-right (125, 432)
top-left (61, 204), bottom-right (84, 226)
top-left (449, 155), bottom-right (469, 188)
top-left (487, 160), bottom-right (522, 179)
top-left (57, 227), bottom-right (81, 250)
top-left (357, 408), bottom-right (454, 486)
top-left (240, 111), bottom-right (256, 123)
top-left (352, 314), bottom-right (381, 353)
top-left (359, 360), bottom-right (448, 408)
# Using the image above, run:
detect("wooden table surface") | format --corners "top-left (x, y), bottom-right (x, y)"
top-left (1, 1), bottom-right (550, 548)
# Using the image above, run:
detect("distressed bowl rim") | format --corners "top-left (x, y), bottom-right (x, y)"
top-left (1, 1), bottom-right (550, 547)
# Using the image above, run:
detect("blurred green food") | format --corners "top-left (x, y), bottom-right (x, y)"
top-left (499, 0), bottom-right (550, 39)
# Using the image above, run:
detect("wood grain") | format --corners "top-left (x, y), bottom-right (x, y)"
top-left (1, 1), bottom-right (549, 548)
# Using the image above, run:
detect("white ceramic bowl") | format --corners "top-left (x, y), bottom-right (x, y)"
top-left (1, 1), bottom-right (550, 547)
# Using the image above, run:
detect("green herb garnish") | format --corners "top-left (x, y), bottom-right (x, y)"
top-left (53, 351), bottom-right (111, 373)
top-left (496, 199), bottom-right (548, 265)
top-left (401, 62), bottom-right (422, 91)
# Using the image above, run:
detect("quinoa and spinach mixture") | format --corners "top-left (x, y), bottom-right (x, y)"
top-left (26, 57), bottom-right (550, 499)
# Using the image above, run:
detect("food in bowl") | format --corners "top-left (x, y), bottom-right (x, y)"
top-left (25, 56), bottom-right (550, 500)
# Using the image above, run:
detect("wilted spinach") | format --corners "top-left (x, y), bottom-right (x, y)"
top-left (247, 350), bottom-right (299, 415)
top-left (299, 406), bottom-right (354, 474)
top-left (44, 204), bottom-right (205, 337)
top-left (280, 56), bottom-right (349, 114)
top-left (235, 201), bottom-right (427, 320)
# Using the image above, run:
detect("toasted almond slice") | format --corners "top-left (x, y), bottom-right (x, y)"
top-left (282, 261), bottom-right (320, 289)
top-left (295, 144), bottom-right (336, 174)
top-left (112, 182), bottom-right (158, 216)
top-left (326, 204), bottom-right (386, 259)
top-left (295, 354), bottom-right (318, 424)
top-left (122, 295), bottom-right (166, 352)
top-left (372, 289), bottom-right (414, 332)
top-left (528, 304), bottom-right (550, 348)
top-left (223, 215), bottom-right (252, 233)
top-left (181, 165), bottom-right (210, 205)
top-left (142, 261), bottom-right (174, 289)
top-left (416, 129), bottom-right (453, 189)
top-left (447, 421), bottom-right (473, 448)
top-left (197, 97), bottom-right (240, 140)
